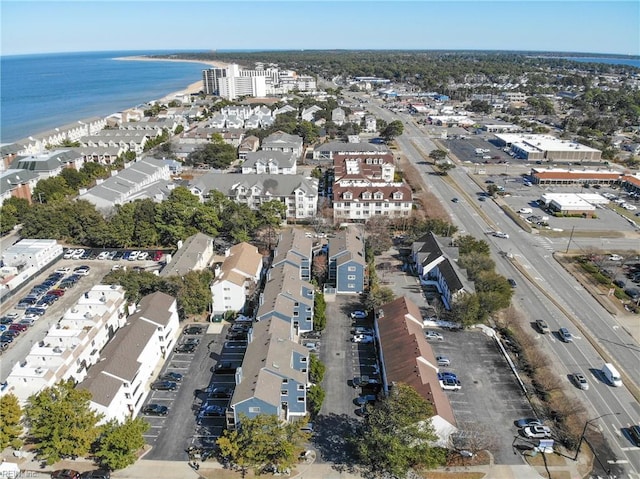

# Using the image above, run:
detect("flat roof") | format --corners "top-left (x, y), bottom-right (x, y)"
top-left (496, 134), bottom-right (600, 153)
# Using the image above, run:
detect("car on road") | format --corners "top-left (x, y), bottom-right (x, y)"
top-left (478, 196), bottom-right (487, 201)
top-left (440, 378), bottom-right (462, 391)
top-left (626, 425), bottom-right (640, 447)
top-left (514, 418), bottom-right (543, 428)
top-left (436, 355), bottom-right (450, 366)
top-left (425, 330), bottom-right (444, 341)
top-left (183, 325), bottom-right (204, 335)
top-left (493, 231), bottom-right (510, 239)
top-left (451, 197), bottom-right (459, 203)
top-left (350, 310), bottom-right (367, 319)
top-left (51, 470), bottom-right (81, 479)
top-left (523, 425), bottom-right (552, 439)
top-left (535, 319), bottom-right (550, 334)
top-left (141, 404), bottom-right (169, 416)
top-left (571, 373), bottom-right (589, 390)
top-left (207, 386), bottom-right (233, 398)
top-left (160, 372), bottom-right (183, 382)
top-left (174, 343), bottom-right (196, 354)
top-left (508, 278), bottom-right (517, 288)
top-left (558, 327), bottom-right (573, 342)
top-left (151, 381), bottom-right (177, 391)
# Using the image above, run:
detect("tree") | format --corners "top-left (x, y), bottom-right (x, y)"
top-left (307, 384), bottom-right (325, 417)
top-left (32, 176), bottom-right (74, 204)
top-left (94, 417), bottom-right (149, 471)
top-left (428, 149), bottom-right (447, 163)
top-left (449, 292), bottom-right (481, 327)
top-left (24, 380), bottom-right (103, 464)
top-left (363, 285), bottom-right (395, 312)
top-left (217, 414), bottom-right (311, 475)
top-left (0, 394), bottom-right (23, 450)
top-left (381, 120), bottom-right (404, 142)
top-left (258, 200), bottom-right (286, 229)
top-left (486, 184), bottom-right (500, 197)
top-left (166, 270), bottom-right (214, 318)
top-left (354, 383), bottom-right (446, 477)
top-left (434, 162), bottom-right (455, 176)
top-left (313, 292), bottom-right (326, 331)
top-left (309, 354), bottom-right (326, 384)
top-left (468, 100), bottom-right (492, 114)
top-left (185, 136), bottom-right (236, 168)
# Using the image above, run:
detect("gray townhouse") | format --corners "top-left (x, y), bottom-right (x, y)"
top-left (189, 172), bottom-right (318, 220)
top-left (327, 226), bottom-right (367, 294)
top-left (261, 131), bottom-right (304, 158)
top-left (411, 232), bottom-right (475, 310)
top-left (256, 262), bottom-right (315, 334)
top-left (271, 229), bottom-right (313, 282)
top-left (241, 150), bottom-right (297, 175)
top-left (228, 316), bottom-right (309, 429)
top-left (10, 149), bottom-right (85, 181)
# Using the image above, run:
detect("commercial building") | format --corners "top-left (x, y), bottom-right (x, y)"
top-left (530, 167), bottom-right (621, 186)
top-left (495, 134), bottom-right (601, 162)
top-left (539, 193), bottom-right (597, 216)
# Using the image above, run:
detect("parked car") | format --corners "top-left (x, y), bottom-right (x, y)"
top-left (128, 251), bottom-right (140, 261)
top-left (351, 334), bottom-right (374, 344)
top-left (436, 355), bottom-right (451, 366)
top-left (626, 425), bottom-right (640, 447)
top-left (425, 330), bottom-right (444, 341)
top-left (558, 327), bottom-right (573, 342)
top-left (352, 375), bottom-right (380, 388)
top-left (96, 251), bottom-right (110, 260)
top-left (160, 372), bottom-right (183, 382)
top-left (73, 266), bottom-right (90, 276)
top-left (571, 373), bottom-right (589, 390)
top-left (55, 267), bottom-right (71, 275)
top-left (150, 381), bottom-right (177, 391)
top-left (523, 425), bottom-right (552, 438)
top-left (438, 372), bottom-right (458, 381)
top-left (301, 331), bottom-right (322, 340)
top-left (355, 394), bottom-right (378, 406)
top-left (137, 251), bottom-right (149, 261)
top-left (214, 362), bottom-right (240, 375)
top-left (47, 289), bottom-right (65, 297)
top-left (207, 386), bottom-right (233, 398)
top-left (9, 323), bottom-right (28, 332)
top-left (514, 418), bottom-right (543, 428)
top-left (51, 470), bottom-right (81, 479)
top-left (440, 378), bottom-right (462, 391)
top-left (350, 310), bottom-right (367, 319)
top-left (0, 316), bottom-right (15, 325)
top-left (199, 403), bottom-right (226, 418)
top-left (174, 343), bottom-right (196, 353)
top-left (71, 249), bottom-right (85, 260)
top-left (608, 254), bottom-right (623, 261)
top-left (183, 325), bottom-right (204, 335)
top-left (352, 327), bottom-right (374, 335)
top-left (153, 250), bottom-right (163, 261)
top-left (141, 404), bottom-right (169, 416)
top-left (80, 471), bottom-right (110, 479)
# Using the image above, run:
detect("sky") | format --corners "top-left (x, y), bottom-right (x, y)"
top-left (1, 0), bottom-right (639, 57)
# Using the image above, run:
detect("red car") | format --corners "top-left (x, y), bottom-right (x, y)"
top-left (9, 323), bottom-right (28, 332)
top-left (153, 250), bottom-right (163, 261)
top-left (51, 470), bottom-right (80, 479)
top-left (47, 289), bottom-right (65, 297)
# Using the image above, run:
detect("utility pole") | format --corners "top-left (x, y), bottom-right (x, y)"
top-left (565, 226), bottom-right (576, 254)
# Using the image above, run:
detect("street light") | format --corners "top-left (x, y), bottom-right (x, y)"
top-left (573, 412), bottom-right (621, 461)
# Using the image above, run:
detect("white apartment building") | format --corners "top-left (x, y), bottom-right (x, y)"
top-left (1, 239), bottom-right (64, 294)
top-left (79, 291), bottom-right (180, 423)
top-left (211, 242), bottom-right (264, 316)
top-left (1, 285), bottom-right (127, 406)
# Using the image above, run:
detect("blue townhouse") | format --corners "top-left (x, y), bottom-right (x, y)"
top-left (328, 226), bottom-right (367, 294)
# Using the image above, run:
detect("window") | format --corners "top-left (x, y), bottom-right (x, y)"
top-left (343, 192), bottom-right (352, 200)
top-left (301, 357), bottom-right (307, 362)
top-left (347, 275), bottom-right (356, 280)
top-left (224, 287), bottom-right (230, 291)
top-left (249, 407), bottom-right (261, 413)
top-left (301, 368), bottom-right (307, 373)
top-left (282, 378), bottom-right (289, 384)
top-left (348, 283), bottom-right (355, 288)
top-left (297, 397), bottom-right (305, 402)
top-left (374, 192), bottom-right (384, 200)
top-left (298, 384), bottom-right (305, 391)
top-left (281, 390), bottom-right (288, 396)
top-left (348, 266), bottom-right (356, 272)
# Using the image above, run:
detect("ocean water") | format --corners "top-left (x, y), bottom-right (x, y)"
top-left (564, 57), bottom-right (640, 68)
top-left (0, 50), bottom-right (210, 144)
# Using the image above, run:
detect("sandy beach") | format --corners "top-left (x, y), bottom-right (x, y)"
top-left (115, 55), bottom-right (230, 102)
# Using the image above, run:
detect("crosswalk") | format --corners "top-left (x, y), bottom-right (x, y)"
top-left (532, 235), bottom-right (556, 252)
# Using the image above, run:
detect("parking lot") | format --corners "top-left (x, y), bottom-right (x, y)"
top-left (373, 247), bottom-right (535, 464)
top-left (140, 321), bottom-right (243, 461)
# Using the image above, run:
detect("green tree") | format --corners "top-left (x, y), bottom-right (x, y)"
top-left (24, 380), bottom-right (103, 464)
top-left (428, 149), bottom-right (447, 163)
top-left (94, 417), bottom-right (149, 471)
top-left (307, 384), bottom-right (325, 417)
top-left (456, 235), bottom-right (491, 256)
top-left (434, 162), bottom-right (455, 175)
top-left (0, 394), bottom-right (23, 450)
top-left (186, 135), bottom-right (236, 168)
top-left (449, 292), bottom-right (481, 327)
top-left (309, 354), bottom-right (326, 384)
top-left (258, 200), bottom-right (287, 228)
top-left (380, 120), bottom-right (404, 142)
top-left (313, 292), bottom-right (326, 331)
top-left (363, 285), bottom-right (395, 312)
top-left (32, 176), bottom-right (74, 204)
top-left (217, 414), bottom-right (310, 474)
top-left (166, 270), bottom-right (214, 318)
top-left (354, 383), bottom-right (446, 476)
top-left (468, 100), bottom-right (492, 114)
top-left (60, 167), bottom-right (88, 191)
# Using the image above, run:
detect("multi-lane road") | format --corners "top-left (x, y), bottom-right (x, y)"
top-left (355, 94), bottom-right (640, 477)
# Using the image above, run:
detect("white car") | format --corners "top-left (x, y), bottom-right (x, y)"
top-left (440, 378), bottom-right (461, 391)
top-left (55, 267), bottom-right (71, 275)
top-left (71, 248), bottom-right (85, 259)
top-left (73, 266), bottom-right (90, 276)
top-left (436, 355), bottom-right (450, 366)
top-left (63, 249), bottom-right (75, 259)
top-left (493, 231), bottom-right (509, 239)
top-left (128, 251), bottom-right (140, 261)
top-left (425, 330), bottom-right (444, 341)
top-left (350, 311), bottom-right (367, 319)
top-left (137, 251), bottom-right (149, 261)
top-left (608, 254), bottom-right (623, 261)
top-left (351, 334), bottom-right (374, 344)
top-left (523, 425), bottom-right (552, 439)
top-left (96, 251), bottom-right (109, 260)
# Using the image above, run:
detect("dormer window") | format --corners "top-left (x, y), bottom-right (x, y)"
top-left (374, 192), bottom-right (384, 200)
top-left (362, 192), bottom-right (371, 200)
top-left (343, 191), bottom-right (353, 200)
top-left (393, 191), bottom-right (403, 200)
